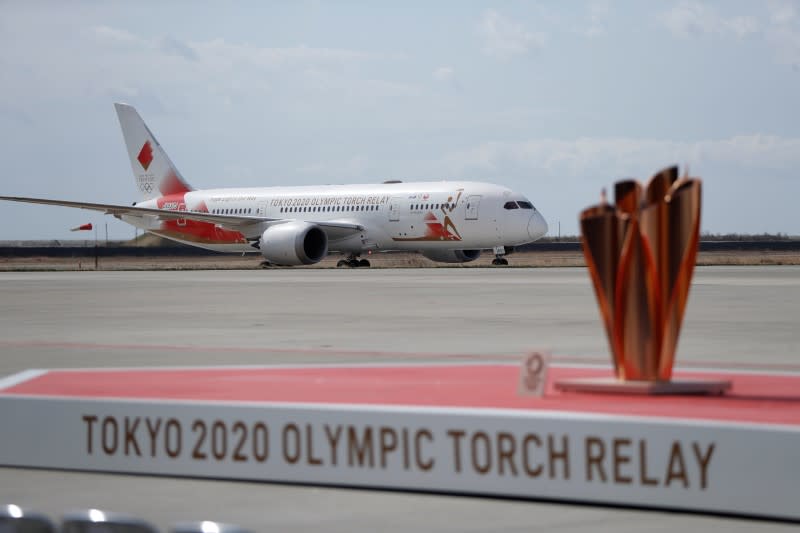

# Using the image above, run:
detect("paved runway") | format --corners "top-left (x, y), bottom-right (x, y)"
top-left (1, 266), bottom-right (798, 531)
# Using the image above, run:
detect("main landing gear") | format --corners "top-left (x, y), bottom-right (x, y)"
top-left (491, 246), bottom-right (509, 266)
top-left (337, 255), bottom-right (371, 268)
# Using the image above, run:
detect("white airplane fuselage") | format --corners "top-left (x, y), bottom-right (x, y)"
top-left (126, 181), bottom-right (548, 256)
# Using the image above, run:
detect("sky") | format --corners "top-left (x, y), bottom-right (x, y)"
top-left (1, 0), bottom-right (799, 240)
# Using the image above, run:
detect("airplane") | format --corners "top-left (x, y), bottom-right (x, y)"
top-left (0, 103), bottom-right (548, 267)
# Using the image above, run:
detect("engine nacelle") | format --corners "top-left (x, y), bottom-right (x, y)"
top-left (421, 249), bottom-right (481, 264)
top-left (260, 221), bottom-right (328, 265)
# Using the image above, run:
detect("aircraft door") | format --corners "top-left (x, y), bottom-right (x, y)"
top-left (465, 195), bottom-right (481, 220)
top-left (389, 197), bottom-right (401, 221)
top-left (257, 202), bottom-right (268, 216)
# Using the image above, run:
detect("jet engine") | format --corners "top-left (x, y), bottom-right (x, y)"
top-left (421, 249), bottom-right (481, 264)
top-left (260, 221), bottom-right (328, 265)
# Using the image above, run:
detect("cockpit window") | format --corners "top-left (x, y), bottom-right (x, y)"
top-left (517, 201), bottom-right (534, 209)
top-left (503, 201), bottom-right (519, 210)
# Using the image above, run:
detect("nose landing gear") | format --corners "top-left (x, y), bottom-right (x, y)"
top-left (491, 245), bottom-right (511, 266)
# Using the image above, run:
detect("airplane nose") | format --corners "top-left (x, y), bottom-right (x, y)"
top-left (528, 212), bottom-right (548, 240)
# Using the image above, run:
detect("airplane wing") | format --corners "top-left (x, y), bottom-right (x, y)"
top-left (0, 196), bottom-right (364, 239)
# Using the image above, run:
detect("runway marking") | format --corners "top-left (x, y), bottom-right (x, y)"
top-left (2, 340), bottom-right (800, 372)
top-left (0, 369), bottom-right (48, 390)
top-left (0, 340), bottom-right (513, 361)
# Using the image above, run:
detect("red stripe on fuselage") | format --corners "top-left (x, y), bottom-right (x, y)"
top-left (155, 194), bottom-right (246, 244)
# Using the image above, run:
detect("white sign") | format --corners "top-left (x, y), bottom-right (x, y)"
top-left (0, 395), bottom-right (798, 521)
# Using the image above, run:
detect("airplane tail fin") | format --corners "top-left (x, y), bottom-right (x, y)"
top-left (114, 103), bottom-right (194, 200)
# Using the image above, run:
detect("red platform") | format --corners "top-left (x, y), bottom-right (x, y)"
top-left (2, 364), bottom-right (798, 426)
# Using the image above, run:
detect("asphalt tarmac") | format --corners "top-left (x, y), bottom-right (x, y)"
top-left (1, 267), bottom-right (798, 532)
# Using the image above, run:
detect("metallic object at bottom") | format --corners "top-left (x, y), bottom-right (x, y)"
top-left (554, 377), bottom-right (732, 395)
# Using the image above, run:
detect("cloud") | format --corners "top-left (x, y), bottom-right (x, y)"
top-left (583, 1), bottom-right (609, 38)
top-left (660, 1), bottom-right (758, 39)
top-left (4, 22), bottom-right (391, 115)
top-left (191, 39), bottom-right (371, 71)
top-left (766, 1), bottom-right (800, 69)
top-left (158, 36), bottom-right (198, 61)
top-left (92, 25), bottom-right (140, 47)
top-left (432, 66), bottom-right (454, 82)
top-left (296, 154), bottom-right (370, 179)
top-left (91, 27), bottom-right (371, 70)
top-left (769, 0), bottom-right (796, 25)
top-left (725, 16), bottom-right (760, 38)
top-left (440, 135), bottom-right (800, 180)
top-left (767, 26), bottom-right (800, 68)
top-left (0, 104), bottom-right (33, 125)
top-left (479, 9), bottom-right (544, 60)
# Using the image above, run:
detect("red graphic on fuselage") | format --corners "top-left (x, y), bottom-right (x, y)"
top-left (137, 141), bottom-right (153, 170)
top-left (393, 190), bottom-right (463, 242)
top-left (422, 212), bottom-right (461, 240)
top-left (155, 194), bottom-right (246, 245)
